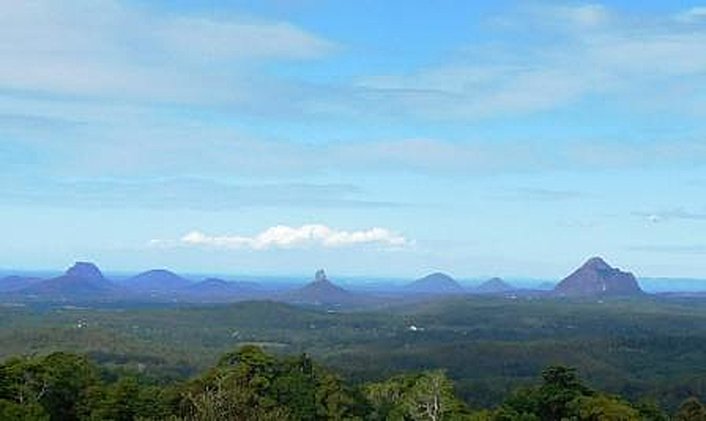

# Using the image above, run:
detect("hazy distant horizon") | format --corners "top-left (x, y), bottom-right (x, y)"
top-left (3, 263), bottom-right (706, 293)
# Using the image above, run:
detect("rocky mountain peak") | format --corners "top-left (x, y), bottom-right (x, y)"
top-left (314, 269), bottom-right (328, 283)
top-left (554, 257), bottom-right (643, 297)
top-left (66, 262), bottom-right (105, 281)
top-left (582, 256), bottom-right (612, 271)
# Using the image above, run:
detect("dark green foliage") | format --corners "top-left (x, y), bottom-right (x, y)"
top-left (569, 394), bottom-right (640, 420)
top-left (674, 397), bottom-right (706, 421)
top-left (179, 346), bottom-right (362, 420)
top-left (537, 366), bottom-right (592, 420)
top-left (0, 399), bottom-right (49, 420)
top-left (0, 353), bottom-right (99, 421)
top-left (90, 377), bottom-right (171, 420)
top-left (634, 399), bottom-right (669, 421)
top-left (39, 353), bottom-right (99, 420)
top-left (495, 365), bottom-right (641, 421)
top-left (0, 346), bottom-right (690, 421)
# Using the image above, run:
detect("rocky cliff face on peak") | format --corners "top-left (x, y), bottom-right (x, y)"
top-left (554, 257), bottom-right (643, 297)
top-left (20, 262), bottom-right (117, 299)
top-left (66, 262), bottom-right (105, 281)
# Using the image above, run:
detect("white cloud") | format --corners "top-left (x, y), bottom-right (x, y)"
top-left (354, 4), bottom-right (706, 120)
top-left (0, 0), bottom-right (333, 103)
top-left (3, 2), bottom-right (706, 183)
top-left (157, 17), bottom-right (333, 60)
top-left (152, 224), bottom-right (412, 250)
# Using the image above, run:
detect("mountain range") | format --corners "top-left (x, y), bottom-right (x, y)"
top-left (0, 256), bottom-right (654, 304)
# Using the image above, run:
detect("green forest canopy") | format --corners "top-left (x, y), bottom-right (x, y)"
top-left (1, 347), bottom-right (704, 420)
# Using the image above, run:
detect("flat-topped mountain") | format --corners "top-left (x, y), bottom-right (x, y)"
top-left (475, 277), bottom-right (515, 294)
top-left (66, 262), bottom-right (105, 281)
top-left (554, 257), bottom-right (643, 297)
top-left (285, 269), bottom-right (358, 306)
top-left (124, 269), bottom-right (191, 293)
top-left (21, 262), bottom-right (117, 299)
top-left (406, 272), bottom-right (464, 294)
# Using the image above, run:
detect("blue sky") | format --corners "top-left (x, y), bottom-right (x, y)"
top-left (2, 0), bottom-right (706, 279)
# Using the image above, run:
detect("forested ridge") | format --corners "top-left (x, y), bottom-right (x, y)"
top-left (1, 346), bottom-right (704, 420)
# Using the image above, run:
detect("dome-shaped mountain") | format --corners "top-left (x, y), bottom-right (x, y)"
top-left (554, 257), bottom-right (643, 297)
top-left (185, 278), bottom-right (261, 298)
top-left (406, 272), bottom-right (464, 294)
top-left (193, 277), bottom-right (230, 289)
top-left (124, 269), bottom-right (191, 293)
top-left (475, 277), bottom-right (515, 294)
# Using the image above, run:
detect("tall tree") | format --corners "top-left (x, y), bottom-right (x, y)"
top-left (365, 370), bottom-right (470, 420)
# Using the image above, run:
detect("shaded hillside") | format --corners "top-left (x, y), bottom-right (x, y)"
top-left (554, 257), bottom-right (643, 297)
top-left (184, 278), bottom-right (262, 300)
top-left (405, 272), bottom-right (464, 294)
top-left (19, 262), bottom-right (119, 299)
top-left (123, 269), bottom-right (192, 293)
top-left (0, 275), bottom-right (42, 292)
top-left (284, 269), bottom-right (366, 307)
top-left (474, 277), bottom-right (514, 294)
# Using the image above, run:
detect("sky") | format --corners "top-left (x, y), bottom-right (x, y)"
top-left (2, 0), bottom-right (706, 280)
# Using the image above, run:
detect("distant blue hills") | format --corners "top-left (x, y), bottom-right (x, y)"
top-left (2, 257), bottom-right (705, 305)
